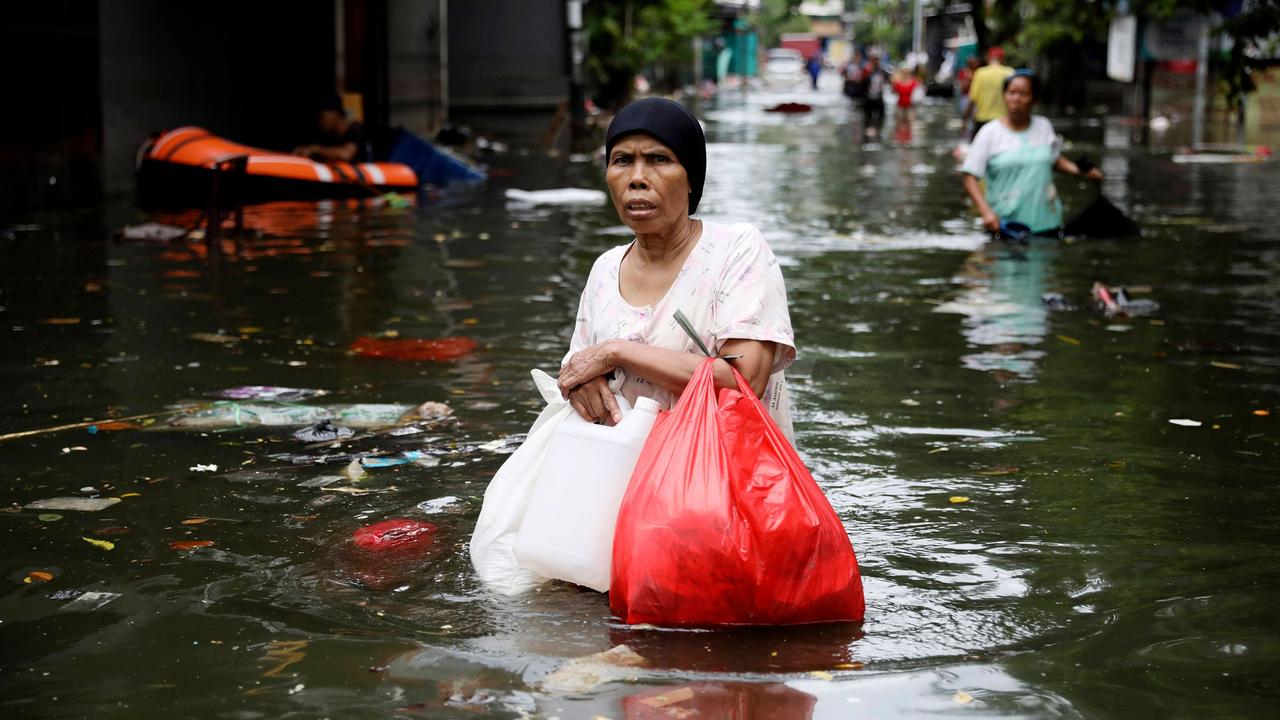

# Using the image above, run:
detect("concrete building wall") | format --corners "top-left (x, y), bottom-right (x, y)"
top-left (447, 0), bottom-right (568, 109)
top-left (2, 0), bottom-right (572, 213)
top-left (98, 1), bottom-right (337, 196)
top-left (387, 0), bottom-right (447, 134)
top-left (0, 3), bottom-right (103, 213)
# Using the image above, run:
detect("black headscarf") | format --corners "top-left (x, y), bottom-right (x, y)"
top-left (605, 97), bottom-right (707, 215)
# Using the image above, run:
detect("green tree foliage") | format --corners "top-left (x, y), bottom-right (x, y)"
top-left (992, 1), bottom-right (1109, 64)
top-left (586, 0), bottom-right (716, 110)
top-left (980, 0), bottom-right (1113, 109)
top-left (755, 0), bottom-right (809, 49)
top-left (852, 0), bottom-right (914, 58)
top-left (1217, 0), bottom-right (1280, 109)
top-left (973, 0), bottom-right (1279, 114)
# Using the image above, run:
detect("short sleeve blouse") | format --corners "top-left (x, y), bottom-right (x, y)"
top-left (565, 220), bottom-right (798, 441)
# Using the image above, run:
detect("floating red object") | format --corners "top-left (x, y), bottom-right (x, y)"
top-left (352, 519), bottom-right (438, 551)
top-left (350, 336), bottom-right (477, 361)
top-left (764, 102), bottom-right (812, 114)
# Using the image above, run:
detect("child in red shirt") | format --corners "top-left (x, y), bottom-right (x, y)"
top-left (892, 69), bottom-right (919, 109)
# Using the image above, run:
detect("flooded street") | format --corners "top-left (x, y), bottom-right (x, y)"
top-left (4, 82), bottom-right (1280, 719)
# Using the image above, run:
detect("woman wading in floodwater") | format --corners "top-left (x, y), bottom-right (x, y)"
top-left (961, 69), bottom-right (1103, 237)
top-left (557, 97), bottom-right (799, 444)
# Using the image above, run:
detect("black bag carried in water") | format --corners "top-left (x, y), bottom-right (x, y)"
top-left (1062, 156), bottom-right (1140, 238)
top-left (1064, 193), bottom-right (1140, 238)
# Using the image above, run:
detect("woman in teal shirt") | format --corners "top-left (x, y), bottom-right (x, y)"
top-left (961, 69), bottom-right (1102, 236)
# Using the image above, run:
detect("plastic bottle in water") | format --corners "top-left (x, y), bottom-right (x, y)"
top-left (514, 395), bottom-right (660, 591)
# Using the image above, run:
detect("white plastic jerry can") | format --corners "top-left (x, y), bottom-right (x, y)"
top-left (513, 394), bottom-right (660, 591)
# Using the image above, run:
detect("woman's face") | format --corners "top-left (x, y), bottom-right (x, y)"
top-left (1003, 76), bottom-right (1035, 117)
top-left (605, 134), bottom-right (691, 235)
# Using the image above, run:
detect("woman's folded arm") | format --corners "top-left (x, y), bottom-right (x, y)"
top-left (559, 338), bottom-right (777, 424)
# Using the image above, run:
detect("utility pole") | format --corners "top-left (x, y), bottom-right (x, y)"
top-left (912, 0), bottom-right (924, 68)
top-left (567, 0), bottom-right (587, 146)
top-left (439, 0), bottom-right (449, 131)
top-left (1191, 16), bottom-right (1209, 148)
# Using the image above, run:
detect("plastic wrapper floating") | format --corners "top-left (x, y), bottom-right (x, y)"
top-left (25, 497), bottom-right (121, 512)
top-left (503, 188), bottom-right (607, 206)
top-left (213, 386), bottom-right (329, 402)
top-left (166, 403), bottom-right (426, 430)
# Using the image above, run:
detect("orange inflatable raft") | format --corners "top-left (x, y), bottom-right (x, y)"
top-left (137, 126), bottom-right (418, 206)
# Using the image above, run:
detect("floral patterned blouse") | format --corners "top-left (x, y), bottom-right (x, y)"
top-left (565, 220), bottom-right (797, 441)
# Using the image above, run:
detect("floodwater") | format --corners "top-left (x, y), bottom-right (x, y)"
top-left (3, 78), bottom-right (1279, 719)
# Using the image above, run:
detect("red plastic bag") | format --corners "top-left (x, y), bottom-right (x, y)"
top-left (352, 519), bottom-right (438, 550)
top-left (610, 358), bottom-right (865, 627)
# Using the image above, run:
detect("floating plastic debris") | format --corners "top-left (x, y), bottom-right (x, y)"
top-left (214, 386), bottom-right (328, 402)
top-left (416, 401), bottom-right (454, 418)
top-left (504, 188), bottom-right (607, 206)
top-left (416, 496), bottom-right (460, 514)
top-left (346, 458), bottom-right (367, 482)
top-left (296, 475), bottom-right (344, 489)
top-left (60, 591), bottom-right (122, 612)
top-left (359, 450), bottom-right (437, 468)
top-left (25, 497), bottom-right (121, 512)
top-left (1092, 282), bottom-right (1160, 319)
top-left (351, 519), bottom-right (438, 551)
top-left (543, 645), bottom-right (646, 694)
top-left (118, 223), bottom-right (189, 242)
top-left (169, 403), bottom-right (418, 430)
top-left (293, 420), bottom-right (354, 443)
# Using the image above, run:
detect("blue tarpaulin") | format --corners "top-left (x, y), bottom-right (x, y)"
top-left (388, 129), bottom-right (486, 187)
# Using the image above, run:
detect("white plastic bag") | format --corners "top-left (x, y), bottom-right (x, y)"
top-left (469, 369), bottom-right (572, 595)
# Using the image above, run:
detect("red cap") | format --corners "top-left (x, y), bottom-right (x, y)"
top-left (988, 46), bottom-right (1005, 60)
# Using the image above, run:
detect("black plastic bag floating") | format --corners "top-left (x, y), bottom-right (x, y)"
top-left (1063, 156), bottom-right (1140, 238)
top-left (1064, 193), bottom-right (1140, 238)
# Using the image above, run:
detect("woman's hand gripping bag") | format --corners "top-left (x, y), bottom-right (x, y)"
top-left (610, 359), bottom-right (865, 626)
top-left (469, 369), bottom-right (570, 595)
